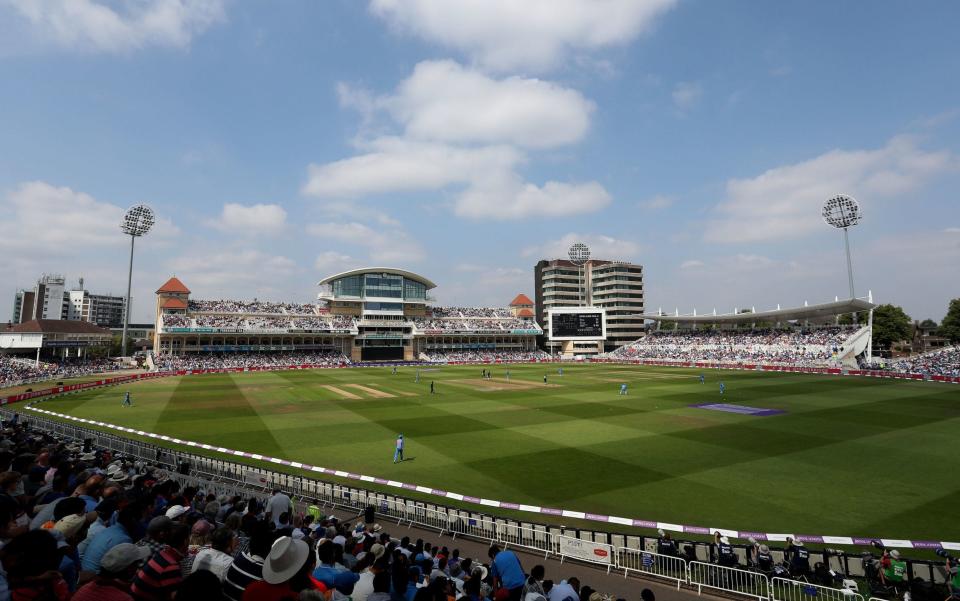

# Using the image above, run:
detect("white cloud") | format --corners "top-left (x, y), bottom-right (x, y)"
top-left (314, 251), bottom-right (361, 273)
top-left (455, 178), bottom-right (610, 219)
top-left (303, 137), bottom-right (522, 198)
top-left (680, 259), bottom-right (703, 269)
top-left (387, 60), bottom-right (594, 148)
top-left (671, 81), bottom-right (701, 110)
top-left (2, 0), bottom-right (226, 53)
top-left (708, 136), bottom-right (957, 243)
top-left (166, 249), bottom-right (296, 292)
top-left (369, 0), bottom-right (677, 73)
top-left (945, 227), bottom-right (960, 233)
top-left (522, 233), bottom-right (642, 261)
top-left (306, 221), bottom-right (426, 265)
top-left (0, 181), bottom-right (178, 252)
top-left (639, 194), bottom-right (673, 210)
top-left (210, 203), bottom-right (287, 234)
top-left (306, 61), bottom-right (609, 221)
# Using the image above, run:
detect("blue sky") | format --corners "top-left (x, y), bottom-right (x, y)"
top-left (1, 0), bottom-right (958, 323)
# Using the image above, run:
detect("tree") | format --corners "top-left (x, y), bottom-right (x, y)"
top-left (918, 318), bottom-right (938, 330)
top-left (838, 311), bottom-right (868, 325)
top-left (871, 304), bottom-right (912, 351)
top-left (939, 298), bottom-right (960, 343)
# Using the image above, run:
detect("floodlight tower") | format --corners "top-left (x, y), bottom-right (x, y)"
top-left (822, 194), bottom-right (862, 300)
top-left (568, 242), bottom-right (591, 306)
top-left (119, 204), bottom-right (155, 357)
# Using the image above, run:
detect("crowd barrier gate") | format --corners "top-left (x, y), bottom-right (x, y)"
top-left (688, 561), bottom-right (771, 601)
top-left (618, 548), bottom-right (689, 589)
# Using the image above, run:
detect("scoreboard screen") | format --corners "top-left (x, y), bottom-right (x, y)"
top-left (549, 310), bottom-right (605, 340)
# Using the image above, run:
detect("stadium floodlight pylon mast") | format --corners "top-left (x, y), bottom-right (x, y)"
top-left (568, 242), bottom-right (590, 306)
top-left (119, 204), bottom-right (155, 357)
top-left (822, 194), bottom-right (862, 300)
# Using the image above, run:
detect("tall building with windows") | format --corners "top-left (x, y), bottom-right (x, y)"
top-left (9, 275), bottom-right (126, 327)
top-left (534, 258), bottom-right (645, 352)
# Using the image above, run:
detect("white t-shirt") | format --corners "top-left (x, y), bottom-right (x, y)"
top-left (266, 492), bottom-right (292, 526)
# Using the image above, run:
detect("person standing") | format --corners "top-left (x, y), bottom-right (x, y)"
top-left (265, 489), bottom-right (292, 529)
top-left (719, 381), bottom-right (725, 395)
top-left (393, 435), bottom-right (404, 464)
top-left (488, 545), bottom-right (525, 601)
top-left (619, 383), bottom-right (628, 395)
top-left (122, 392), bottom-right (132, 407)
top-left (429, 381), bottom-right (434, 394)
top-left (699, 373), bottom-right (705, 384)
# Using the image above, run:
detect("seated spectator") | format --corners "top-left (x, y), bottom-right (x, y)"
top-left (242, 536), bottom-right (316, 601)
top-left (2, 529), bottom-right (70, 600)
top-left (131, 523), bottom-right (190, 600)
top-left (81, 502), bottom-right (143, 574)
top-left (192, 527), bottom-right (237, 581)
top-left (223, 520), bottom-right (276, 601)
top-left (73, 542), bottom-right (151, 601)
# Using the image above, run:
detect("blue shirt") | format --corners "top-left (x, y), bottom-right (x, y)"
top-left (80, 523), bottom-right (132, 572)
top-left (312, 564), bottom-right (360, 595)
top-left (490, 549), bottom-right (525, 590)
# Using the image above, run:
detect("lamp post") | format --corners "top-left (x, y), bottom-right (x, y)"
top-left (119, 204), bottom-right (155, 357)
top-left (822, 194), bottom-right (862, 300)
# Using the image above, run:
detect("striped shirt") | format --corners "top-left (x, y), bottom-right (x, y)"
top-left (223, 551), bottom-right (265, 601)
top-left (131, 546), bottom-right (185, 601)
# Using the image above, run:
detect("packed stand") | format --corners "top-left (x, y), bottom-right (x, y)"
top-left (413, 318), bottom-right (540, 333)
top-left (607, 328), bottom-right (850, 367)
top-left (1, 357), bottom-right (123, 388)
top-left (291, 317), bottom-right (356, 331)
top-left (161, 314), bottom-right (192, 329)
top-left (0, 415), bottom-right (627, 601)
top-left (154, 352), bottom-right (352, 371)
top-left (890, 346), bottom-right (960, 377)
top-left (188, 299), bottom-right (317, 315)
top-left (429, 307), bottom-right (514, 319)
top-left (421, 350), bottom-right (550, 363)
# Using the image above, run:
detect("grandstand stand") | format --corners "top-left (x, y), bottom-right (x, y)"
top-left (607, 328), bottom-right (850, 367)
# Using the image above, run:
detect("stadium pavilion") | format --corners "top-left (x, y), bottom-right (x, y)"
top-left (153, 269), bottom-right (541, 361)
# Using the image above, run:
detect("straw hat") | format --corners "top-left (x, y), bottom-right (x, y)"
top-left (263, 536), bottom-right (309, 585)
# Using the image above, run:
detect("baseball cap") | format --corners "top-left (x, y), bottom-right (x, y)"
top-left (54, 514), bottom-right (87, 539)
top-left (720, 536), bottom-right (729, 544)
top-left (890, 549), bottom-right (900, 559)
top-left (165, 504), bottom-right (188, 519)
top-left (100, 543), bottom-right (151, 573)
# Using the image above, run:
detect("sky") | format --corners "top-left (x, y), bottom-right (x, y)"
top-left (1, 0), bottom-right (958, 324)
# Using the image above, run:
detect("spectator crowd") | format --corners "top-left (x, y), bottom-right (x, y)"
top-left (412, 319), bottom-right (539, 334)
top-left (154, 353), bottom-right (351, 371)
top-left (607, 328), bottom-right (849, 367)
top-left (188, 300), bottom-right (319, 316)
top-left (890, 346), bottom-right (960, 377)
top-left (421, 350), bottom-right (549, 363)
top-left (0, 357), bottom-right (122, 388)
top-left (162, 315), bottom-right (356, 333)
top-left (0, 416), bottom-right (628, 601)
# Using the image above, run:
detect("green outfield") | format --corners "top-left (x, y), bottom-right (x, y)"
top-left (32, 363), bottom-right (960, 541)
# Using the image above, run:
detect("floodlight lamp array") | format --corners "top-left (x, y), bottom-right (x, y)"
top-left (120, 204), bottom-right (155, 237)
top-left (568, 242), bottom-right (591, 266)
top-left (822, 194), bottom-right (862, 229)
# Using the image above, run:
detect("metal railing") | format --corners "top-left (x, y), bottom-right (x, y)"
top-left (771, 578), bottom-right (864, 601)
top-left (618, 548), bottom-right (689, 589)
top-left (688, 561), bottom-right (771, 601)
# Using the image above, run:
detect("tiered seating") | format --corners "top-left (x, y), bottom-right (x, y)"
top-left (608, 328), bottom-right (849, 366)
top-left (891, 346), bottom-right (960, 377)
top-left (0, 356), bottom-right (122, 387)
top-left (154, 352), bottom-right (351, 370)
top-left (421, 349), bottom-right (550, 363)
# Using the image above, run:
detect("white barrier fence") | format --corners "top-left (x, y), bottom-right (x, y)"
top-left (689, 561), bottom-right (771, 601)
top-left (618, 548), bottom-right (689, 589)
top-left (771, 578), bottom-right (864, 601)
top-left (557, 535), bottom-right (615, 573)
